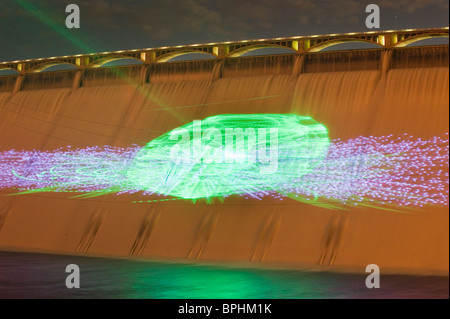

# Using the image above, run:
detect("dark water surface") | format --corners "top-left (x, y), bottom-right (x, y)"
top-left (0, 251), bottom-right (447, 299)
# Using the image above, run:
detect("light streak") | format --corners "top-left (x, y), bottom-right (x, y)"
top-left (0, 115), bottom-right (447, 210)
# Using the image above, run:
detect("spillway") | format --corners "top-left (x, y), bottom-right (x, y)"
top-left (0, 45), bottom-right (448, 275)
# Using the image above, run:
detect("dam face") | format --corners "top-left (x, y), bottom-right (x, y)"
top-left (0, 46), bottom-right (448, 275)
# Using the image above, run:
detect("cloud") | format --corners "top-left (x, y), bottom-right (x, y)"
top-left (71, 0), bottom-right (250, 41)
top-left (379, 0), bottom-right (449, 13)
top-left (3, 0), bottom-right (448, 41)
top-left (64, 0), bottom-right (371, 42)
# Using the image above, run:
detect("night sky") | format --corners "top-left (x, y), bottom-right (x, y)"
top-left (0, 0), bottom-right (448, 61)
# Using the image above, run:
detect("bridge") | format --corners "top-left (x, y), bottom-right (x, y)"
top-left (0, 27), bottom-right (448, 74)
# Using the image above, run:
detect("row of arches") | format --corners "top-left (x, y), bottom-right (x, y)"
top-left (1, 34), bottom-right (448, 75)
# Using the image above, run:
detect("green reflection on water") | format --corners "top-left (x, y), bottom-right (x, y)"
top-left (121, 262), bottom-right (332, 299)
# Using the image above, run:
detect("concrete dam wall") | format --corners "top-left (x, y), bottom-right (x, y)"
top-left (0, 46), bottom-right (448, 275)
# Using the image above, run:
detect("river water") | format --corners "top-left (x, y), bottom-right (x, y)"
top-left (0, 251), bottom-right (447, 299)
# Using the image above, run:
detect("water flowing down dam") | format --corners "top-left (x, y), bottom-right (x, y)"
top-left (0, 44), bottom-right (448, 275)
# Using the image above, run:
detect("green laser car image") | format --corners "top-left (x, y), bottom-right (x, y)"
top-left (127, 114), bottom-right (330, 199)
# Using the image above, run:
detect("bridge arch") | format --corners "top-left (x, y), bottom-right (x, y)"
top-left (394, 33), bottom-right (449, 47)
top-left (228, 44), bottom-right (297, 57)
top-left (0, 67), bottom-right (19, 75)
top-left (26, 62), bottom-right (79, 73)
top-left (88, 56), bottom-right (144, 68)
top-left (307, 38), bottom-right (383, 52)
top-left (155, 51), bottom-right (217, 63)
